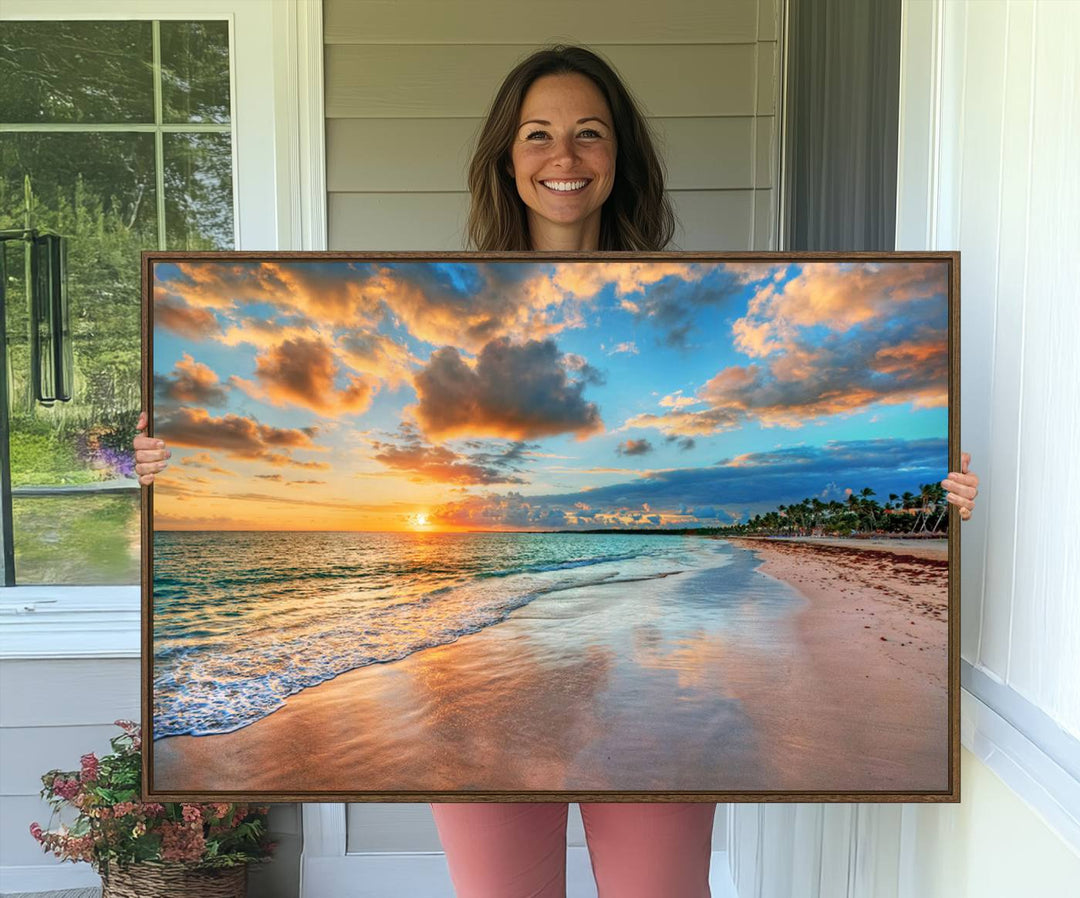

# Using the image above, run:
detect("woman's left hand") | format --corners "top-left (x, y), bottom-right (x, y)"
top-left (941, 451), bottom-right (979, 521)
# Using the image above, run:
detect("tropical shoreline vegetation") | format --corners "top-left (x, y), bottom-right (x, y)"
top-left (572, 482), bottom-right (951, 537)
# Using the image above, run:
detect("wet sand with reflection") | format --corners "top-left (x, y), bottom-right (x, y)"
top-left (153, 541), bottom-right (948, 794)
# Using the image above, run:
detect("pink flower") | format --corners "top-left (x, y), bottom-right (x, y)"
top-left (142, 803), bottom-right (165, 817)
top-left (160, 821), bottom-right (206, 863)
top-left (29, 822), bottom-right (43, 842)
top-left (181, 805), bottom-right (202, 824)
top-left (52, 777), bottom-right (80, 801)
top-left (80, 753), bottom-right (100, 782)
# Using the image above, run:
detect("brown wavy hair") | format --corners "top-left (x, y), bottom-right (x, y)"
top-left (466, 46), bottom-right (676, 252)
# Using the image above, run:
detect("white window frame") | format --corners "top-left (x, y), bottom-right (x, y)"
top-left (0, 0), bottom-right (326, 658)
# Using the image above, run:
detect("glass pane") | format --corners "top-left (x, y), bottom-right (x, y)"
top-left (160, 20), bottom-right (232, 124)
top-left (0, 21), bottom-right (154, 124)
top-left (163, 132), bottom-right (235, 250)
top-left (13, 494), bottom-right (140, 585)
top-left (1, 132), bottom-right (155, 435)
top-left (2, 131), bottom-right (151, 585)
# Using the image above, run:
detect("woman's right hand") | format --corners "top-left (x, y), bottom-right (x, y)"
top-left (133, 411), bottom-right (171, 486)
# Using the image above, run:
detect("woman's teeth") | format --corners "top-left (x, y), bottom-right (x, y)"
top-left (542, 179), bottom-right (589, 192)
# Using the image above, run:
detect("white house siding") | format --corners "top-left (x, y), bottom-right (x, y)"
top-left (728, 0), bottom-right (1080, 894)
top-left (322, 0), bottom-right (782, 859)
top-left (324, 0), bottom-right (781, 252)
top-left (0, 657), bottom-right (139, 890)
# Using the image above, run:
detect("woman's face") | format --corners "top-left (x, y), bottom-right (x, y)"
top-left (509, 73), bottom-right (617, 248)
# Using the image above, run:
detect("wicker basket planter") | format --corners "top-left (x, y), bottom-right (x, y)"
top-left (101, 862), bottom-right (247, 898)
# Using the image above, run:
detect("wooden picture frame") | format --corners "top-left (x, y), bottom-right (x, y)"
top-left (142, 251), bottom-right (960, 803)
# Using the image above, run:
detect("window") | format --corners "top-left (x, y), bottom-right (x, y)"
top-left (0, 19), bottom-right (235, 584)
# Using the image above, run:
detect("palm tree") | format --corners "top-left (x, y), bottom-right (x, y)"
top-left (860, 487), bottom-right (878, 531)
top-left (926, 483), bottom-right (948, 532)
top-left (916, 482), bottom-right (942, 533)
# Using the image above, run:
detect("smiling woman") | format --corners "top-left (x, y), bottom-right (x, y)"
top-left (134, 40), bottom-right (978, 898)
top-left (509, 73), bottom-right (617, 251)
top-left (465, 45), bottom-right (674, 252)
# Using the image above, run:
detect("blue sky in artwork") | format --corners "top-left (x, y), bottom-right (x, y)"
top-left (151, 259), bottom-right (950, 531)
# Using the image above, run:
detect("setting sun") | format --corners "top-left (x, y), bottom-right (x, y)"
top-left (411, 512), bottom-right (429, 529)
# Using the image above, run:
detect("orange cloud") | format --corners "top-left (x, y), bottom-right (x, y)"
top-left (155, 353), bottom-right (228, 406)
top-left (624, 407), bottom-right (742, 437)
top-left (155, 296), bottom-right (220, 339)
top-left (158, 407), bottom-right (318, 460)
top-left (159, 261), bottom-right (382, 327)
top-left (371, 440), bottom-right (526, 485)
top-left (659, 391), bottom-right (698, 409)
top-left (230, 336), bottom-right (375, 416)
top-left (264, 454), bottom-right (332, 470)
top-left (733, 262), bottom-right (948, 357)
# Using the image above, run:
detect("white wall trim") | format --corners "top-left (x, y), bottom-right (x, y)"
top-left (273, 0), bottom-right (328, 251)
top-left (775, 0), bottom-right (792, 250)
top-left (300, 803), bottom-right (348, 860)
top-left (0, 587), bottom-right (140, 659)
top-left (895, 0), bottom-right (944, 250)
top-left (961, 687), bottom-right (1080, 854)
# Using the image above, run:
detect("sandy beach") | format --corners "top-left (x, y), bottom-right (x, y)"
top-left (153, 537), bottom-right (950, 796)
top-left (721, 537), bottom-right (949, 792)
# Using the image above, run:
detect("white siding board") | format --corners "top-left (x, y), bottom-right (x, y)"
top-left (654, 118), bottom-right (756, 189)
top-left (329, 188), bottom-right (758, 252)
top-left (327, 117), bottom-right (761, 193)
top-left (1008, 3), bottom-right (1080, 729)
top-left (757, 0), bottom-right (780, 42)
top-left (325, 44), bottom-right (759, 119)
top-left (754, 187), bottom-right (778, 249)
top-left (978, 1), bottom-right (1033, 678)
top-left (324, 0), bottom-right (760, 45)
top-left (755, 41), bottom-right (779, 115)
top-left (956, 2), bottom-right (1010, 677)
top-left (790, 806), bottom-right (824, 895)
top-left (670, 189), bottom-right (756, 250)
top-left (0, 724), bottom-right (121, 796)
top-left (1, 794), bottom-right (64, 867)
top-left (329, 192), bottom-right (469, 250)
top-left (326, 118), bottom-right (479, 192)
top-left (818, 805), bottom-right (855, 897)
top-left (754, 116), bottom-right (776, 188)
top-left (0, 660), bottom-right (139, 728)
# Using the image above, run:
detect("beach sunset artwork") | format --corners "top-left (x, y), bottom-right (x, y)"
top-left (145, 254), bottom-right (957, 799)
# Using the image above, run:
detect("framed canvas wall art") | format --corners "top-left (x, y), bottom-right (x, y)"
top-left (142, 251), bottom-right (960, 802)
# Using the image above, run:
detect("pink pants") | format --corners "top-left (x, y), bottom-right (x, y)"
top-left (431, 802), bottom-right (715, 898)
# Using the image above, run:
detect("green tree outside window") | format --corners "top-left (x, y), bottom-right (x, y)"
top-left (0, 20), bottom-right (234, 584)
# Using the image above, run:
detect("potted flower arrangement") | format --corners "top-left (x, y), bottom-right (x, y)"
top-left (30, 720), bottom-right (273, 897)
